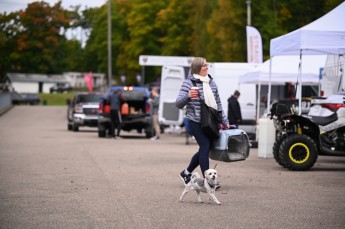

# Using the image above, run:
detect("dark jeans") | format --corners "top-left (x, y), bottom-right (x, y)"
top-left (186, 120), bottom-right (214, 177)
top-left (110, 109), bottom-right (121, 137)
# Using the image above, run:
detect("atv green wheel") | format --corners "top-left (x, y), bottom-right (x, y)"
top-left (279, 134), bottom-right (318, 171)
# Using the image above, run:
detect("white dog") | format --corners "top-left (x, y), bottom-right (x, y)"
top-left (179, 169), bottom-right (221, 205)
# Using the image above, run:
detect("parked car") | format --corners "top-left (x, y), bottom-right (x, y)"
top-left (11, 92), bottom-right (41, 105)
top-left (97, 86), bottom-right (155, 138)
top-left (20, 93), bottom-right (41, 105)
top-left (50, 83), bottom-right (72, 93)
top-left (67, 93), bottom-right (102, 131)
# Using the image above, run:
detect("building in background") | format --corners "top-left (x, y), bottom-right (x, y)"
top-left (4, 72), bottom-right (105, 93)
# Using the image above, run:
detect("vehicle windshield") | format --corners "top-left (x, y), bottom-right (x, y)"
top-left (76, 94), bottom-right (102, 103)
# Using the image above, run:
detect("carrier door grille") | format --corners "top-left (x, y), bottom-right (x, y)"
top-left (227, 134), bottom-right (250, 161)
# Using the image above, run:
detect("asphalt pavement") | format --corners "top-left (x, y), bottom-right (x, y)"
top-left (0, 106), bottom-right (345, 229)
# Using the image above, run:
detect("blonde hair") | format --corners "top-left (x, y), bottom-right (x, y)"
top-left (191, 57), bottom-right (206, 74)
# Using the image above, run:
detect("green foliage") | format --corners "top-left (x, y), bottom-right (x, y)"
top-left (156, 0), bottom-right (192, 56)
top-left (188, 1), bottom-right (215, 58)
top-left (1, 0), bottom-right (344, 84)
top-left (207, 0), bottom-right (247, 62)
top-left (64, 39), bottom-right (85, 71)
top-left (83, 6), bottom-right (108, 74)
top-left (39, 92), bottom-right (74, 106)
top-left (13, 2), bottom-right (72, 73)
top-left (0, 12), bottom-right (17, 79)
top-left (117, 0), bottom-right (169, 84)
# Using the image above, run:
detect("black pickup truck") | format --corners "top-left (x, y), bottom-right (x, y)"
top-left (97, 86), bottom-right (155, 138)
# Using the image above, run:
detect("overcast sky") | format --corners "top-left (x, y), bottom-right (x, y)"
top-left (0, 0), bottom-right (106, 14)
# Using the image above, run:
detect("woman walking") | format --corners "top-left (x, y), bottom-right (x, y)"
top-left (176, 57), bottom-right (229, 188)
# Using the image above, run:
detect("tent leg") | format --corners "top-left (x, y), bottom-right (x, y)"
top-left (298, 50), bottom-right (303, 115)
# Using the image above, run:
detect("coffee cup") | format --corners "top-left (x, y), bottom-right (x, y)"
top-left (191, 86), bottom-right (199, 99)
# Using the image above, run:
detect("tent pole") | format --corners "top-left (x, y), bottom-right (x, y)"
top-left (256, 82), bottom-right (261, 121)
top-left (298, 50), bottom-right (303, 115)
top-left (267, 56), bottom-right (273, 113)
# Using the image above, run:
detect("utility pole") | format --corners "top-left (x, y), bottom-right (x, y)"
top-left (107, 0), bottom-right (112, 87)
top-left (247, 0), bottom-right (251, 26)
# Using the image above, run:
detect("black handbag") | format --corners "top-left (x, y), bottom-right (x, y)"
top-left (191, 80), bottom-right (220, 139)
top-left (200, 101), bottom-right (221, 139)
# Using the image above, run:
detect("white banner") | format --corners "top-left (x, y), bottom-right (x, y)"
top-left (246, 26), bottom-right (263, 63)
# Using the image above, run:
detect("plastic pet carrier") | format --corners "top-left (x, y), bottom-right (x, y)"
top-left (209, 129), bottom-right (250, 162)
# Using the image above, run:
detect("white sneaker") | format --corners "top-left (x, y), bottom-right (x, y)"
top-left (150, 136), bottom-right (160, 140)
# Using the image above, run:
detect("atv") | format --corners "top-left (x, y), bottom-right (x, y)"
top-left (269, 93), bottom-right (345, 171)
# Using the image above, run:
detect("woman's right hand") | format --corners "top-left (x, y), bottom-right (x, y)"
top-left (189, 88), bottom-right (198, 99)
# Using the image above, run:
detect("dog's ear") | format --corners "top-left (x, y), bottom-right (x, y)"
top-left (204, 170), bottom-right (208, 178)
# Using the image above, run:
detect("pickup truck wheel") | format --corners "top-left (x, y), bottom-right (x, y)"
top-left (72, 123), bottom-right (79, 132)
top-left (145, 131), bottom-right (153, 138)
top-left (278, 134), bottom-right (318, 171)
top-left (67, 123), bottom-right (72, 131)
top-left (98, 124), bottom-right (106, 138)
top-left (145, 126), bottom-right (155, 138)
top-left (98, 130), bottom-right (106, 137)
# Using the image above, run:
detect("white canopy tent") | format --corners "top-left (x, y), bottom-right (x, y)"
top-left (269, 2), bottom-right (345, 114)
top-left (240, 55), bottom-right (327, 85)
top-left (240, 55), bottom-right (326, 122)
top-left (270, 2), bottom-right (345, 56)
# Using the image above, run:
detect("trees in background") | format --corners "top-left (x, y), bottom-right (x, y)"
top-left (0, 0), bottom-right (343, 84)
top-left (0, 1), bottom-right (81, 76)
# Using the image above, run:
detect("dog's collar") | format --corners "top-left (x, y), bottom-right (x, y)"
top-left (207, 182), bottom-right (215, 189)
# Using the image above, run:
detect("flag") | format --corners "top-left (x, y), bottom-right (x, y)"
top-left (246, 26), bottom-right (263, 63)
top-left (84, 72), bottom-right (93, 93)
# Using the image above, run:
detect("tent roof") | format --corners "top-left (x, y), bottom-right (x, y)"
top-left (270, 2), bottom-right (345, 56)
top-left (239, 55), bottom-right (327, 85)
